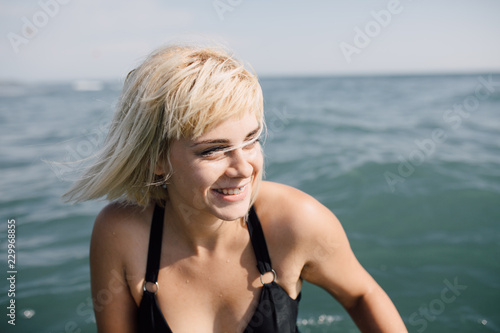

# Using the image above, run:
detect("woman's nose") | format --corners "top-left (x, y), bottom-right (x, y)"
top-left (225, 148), bottom-right (253, 178)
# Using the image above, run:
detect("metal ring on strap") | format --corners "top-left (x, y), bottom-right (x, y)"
top-left (143, 281), bottom-right (159, 295)
top-left (260, 269), bottom-right (277, 285)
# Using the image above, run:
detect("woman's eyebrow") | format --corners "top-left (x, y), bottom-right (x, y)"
top-left (245, 126), bottom-right (261, 140)
top-left (190, 126), bottom-right (261, 147)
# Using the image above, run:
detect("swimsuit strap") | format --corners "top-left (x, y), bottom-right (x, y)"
top-left (144, 204), bottom-right (165, 284)
top-left (246, 206), bottom-right (273, 274)
top-left (145, 204), bottom-right (271, 279)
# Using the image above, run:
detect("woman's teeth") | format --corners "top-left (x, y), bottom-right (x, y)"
top-left (215, 186), bottom-right (246, 195)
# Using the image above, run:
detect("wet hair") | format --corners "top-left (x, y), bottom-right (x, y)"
top-left (63, 44), bottom-right (264, 207)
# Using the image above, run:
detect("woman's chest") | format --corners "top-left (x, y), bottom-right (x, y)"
top-left (126, 226), bottom-right (303, 332)
top-left (138, 247), bottom-right (265, 332)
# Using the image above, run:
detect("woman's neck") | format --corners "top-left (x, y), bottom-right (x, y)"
top-left (163, 200), bottom-right (246, 256)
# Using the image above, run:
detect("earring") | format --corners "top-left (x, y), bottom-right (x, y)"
top-left (161, 177), bottom-right (169, 189)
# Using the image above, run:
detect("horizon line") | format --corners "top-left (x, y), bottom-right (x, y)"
top-left (1, 70), bottom-right (500, 85)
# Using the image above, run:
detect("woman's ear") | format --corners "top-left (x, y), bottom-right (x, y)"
top-left (154, 159), bottom-right (168, 176)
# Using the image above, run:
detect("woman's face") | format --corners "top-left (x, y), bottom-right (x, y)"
top-left (164, 112), bottom-right (263, 222)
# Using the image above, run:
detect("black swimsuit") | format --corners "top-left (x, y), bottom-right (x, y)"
top-left (137, 204), bottom-right (301, 333)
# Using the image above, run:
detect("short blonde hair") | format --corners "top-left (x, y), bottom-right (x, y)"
top-left (63, 44), bottom-right (264, 207)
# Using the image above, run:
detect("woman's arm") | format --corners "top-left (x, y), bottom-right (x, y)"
top-left (89, 204), bottom-right (139, 333)
top-left (345, 282), bottom-right (407, 332)
top-left (265, 183), bottom-right (407, 332)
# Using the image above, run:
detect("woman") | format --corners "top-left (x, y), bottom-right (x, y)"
top-left (64, 44), bottom-right (407, 332)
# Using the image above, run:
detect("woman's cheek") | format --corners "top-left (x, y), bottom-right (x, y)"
top-left (252, 147), bottom-right (264, 169)
top-left (195, 160), bottom-right (228, 183)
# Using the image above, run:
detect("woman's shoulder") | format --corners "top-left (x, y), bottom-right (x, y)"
top-left (256, 181), bottom-right (335, 217)
top-left (91, 201), bottom-right (153, 261)
top-left (90, 202), bottom-right (154, 314)
top-left (254, 181), bottom-right (341, 242)
top-left (254, 182), bottom-right (345, 282)
top-left (94, 201), bottom-right (152, 233)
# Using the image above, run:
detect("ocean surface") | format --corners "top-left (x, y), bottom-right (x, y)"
top-left (1, 74), bottom-right (499, 332)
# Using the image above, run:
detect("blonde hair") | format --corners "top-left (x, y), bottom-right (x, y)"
top-left (63, 44), bottom-right (264, 207)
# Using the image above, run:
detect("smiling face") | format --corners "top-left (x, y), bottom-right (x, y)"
top-left (160, 112), bottom-right (264, 222)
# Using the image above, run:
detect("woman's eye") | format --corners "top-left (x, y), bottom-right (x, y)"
top-left (199, 146), bottom-right (228, 157)
top-left (197, 138), bottom-right (260, 158)
top-left (244, 137), bottom-right (261, 149)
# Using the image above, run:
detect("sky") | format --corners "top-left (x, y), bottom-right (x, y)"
top-left (1, 0), bottom-right (499, 82)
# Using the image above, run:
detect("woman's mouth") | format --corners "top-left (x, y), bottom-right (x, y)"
top-left (214, 185), bottom-right (247, 196)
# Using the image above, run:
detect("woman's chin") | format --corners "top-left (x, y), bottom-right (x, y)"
top-left (208, 200), bottom-right (251, 222)
top-left (212, 204), bottom-right (249, 222)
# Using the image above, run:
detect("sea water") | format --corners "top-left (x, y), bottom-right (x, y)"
top-left (1, 74), bottom-right (499, 332)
